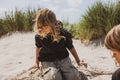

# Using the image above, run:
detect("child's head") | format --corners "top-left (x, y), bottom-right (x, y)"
top-left (104, 24), bottom-right (120, 66)
top-left (34, 8), bottom-right (61, 42)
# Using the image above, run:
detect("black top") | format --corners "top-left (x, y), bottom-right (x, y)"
top-left (35, 29), bottom-right (74, 62)
top-left (112, 68), bottom-right (120, 80)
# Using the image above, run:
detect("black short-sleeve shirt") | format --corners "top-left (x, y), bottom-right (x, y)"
top-left (112, 68), bottom-right (120, 80)
top-left (35, 29), bottom-right (74, 62)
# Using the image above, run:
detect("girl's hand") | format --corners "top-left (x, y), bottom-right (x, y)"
top-left (77, 60), bottom-right (88, 68)
top-left (28, 63), bottom-right (40, 71)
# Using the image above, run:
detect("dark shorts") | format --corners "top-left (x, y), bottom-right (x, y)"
top-left (41, 57), bottom-right (88, 80)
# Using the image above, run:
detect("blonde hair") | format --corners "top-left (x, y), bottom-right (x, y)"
top-left (34, 8), bottom-right (62, 42)
top-left (104, 24), bottom-right (120, 52)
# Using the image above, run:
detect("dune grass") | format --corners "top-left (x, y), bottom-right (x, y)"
top-left (0, 1), bottom-right (120, 43)
top-left (0, 8), bottom-right (37, 37)
top-left (74, 1), bottom-right (120, 42)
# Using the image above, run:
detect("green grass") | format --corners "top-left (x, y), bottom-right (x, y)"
top-left (0, 8), bottom-right (37, 37)
top-left (0, 1), bottom-right (120, 44)
top-left (75, 1), bottom-right (120, 42)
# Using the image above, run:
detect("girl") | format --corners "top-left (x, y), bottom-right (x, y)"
top-left (104, 24), bottom-right (120, 80)
top-left (33, 8), bottom-right (88, 80)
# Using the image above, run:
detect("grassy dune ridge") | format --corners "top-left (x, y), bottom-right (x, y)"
top-left (0, 1), bottom-right (120, 43)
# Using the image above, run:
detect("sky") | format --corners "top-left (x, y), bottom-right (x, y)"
top-left (0, 0), bottom-right (117, 23)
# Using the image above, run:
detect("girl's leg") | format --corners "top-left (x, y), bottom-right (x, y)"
top-left (41, 62), bottom-right (62, 80)
top-left (59, 57), bottom-right (88, 80)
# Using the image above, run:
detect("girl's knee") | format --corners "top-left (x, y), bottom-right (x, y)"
top-left (63, 66), bottom-right (82, 80)
top-left (42, 67), bottom-right (62, 80)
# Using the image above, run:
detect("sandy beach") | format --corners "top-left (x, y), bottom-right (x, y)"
top-left (0, 32), bottom-right (118, 80)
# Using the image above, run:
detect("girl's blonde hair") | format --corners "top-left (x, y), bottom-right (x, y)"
top-left (104, 24), bottom-right (120, 52)
top-left (34, 8), bottom-right (62, 42)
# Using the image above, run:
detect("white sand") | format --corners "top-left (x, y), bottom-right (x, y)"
top-left (0, 32), bottom-right (118, 80)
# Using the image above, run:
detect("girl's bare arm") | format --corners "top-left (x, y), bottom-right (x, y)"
top-left (36, 47), bottom-right (42, 67)
top-left (70, 47), bottom-right (87, 67)
top-left (69, 47), bottom-right (80, 64)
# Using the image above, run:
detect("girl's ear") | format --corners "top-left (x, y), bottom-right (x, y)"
top-left (112, 53), bottom-right (116, 58)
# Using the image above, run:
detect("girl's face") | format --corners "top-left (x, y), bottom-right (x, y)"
top-left (111, 50), bottom-right (120, 66)
top-left (41, 26), bottom-right (51, 35)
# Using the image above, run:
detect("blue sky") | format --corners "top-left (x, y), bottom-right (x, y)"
top-left (0, 0), bottom-right (117, 23)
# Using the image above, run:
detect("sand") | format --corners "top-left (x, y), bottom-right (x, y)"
top-left (0, 32), bottom-right (118, 80)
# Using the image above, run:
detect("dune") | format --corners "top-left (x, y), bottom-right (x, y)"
top-left (0, 32), bottom-right (118, 80)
